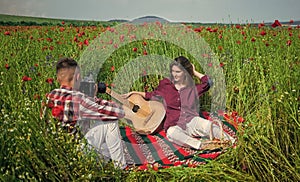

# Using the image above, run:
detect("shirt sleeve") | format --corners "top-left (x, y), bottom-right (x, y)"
top-left (79, 95), bottom-right (125, 121)
top-left (196, 75), bottom-right (212, 96)
top-left (145, 78), bottom-right (169, 100)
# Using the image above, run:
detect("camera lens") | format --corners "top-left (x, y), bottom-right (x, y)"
top-left (97, 82), bottom-right (106, 93)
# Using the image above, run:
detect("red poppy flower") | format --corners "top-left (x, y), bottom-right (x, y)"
top-left (152, 163), bottom-right (159, 171)
top-left (137, 163), bottom-right (148, 171)
top-left (61, 21), bottom-right (65, 25)
top-left (119, 34), bottom-right (124, 42)
top-left (73, 36), bottom-right (78, 42)
top-left (22, 76), bottom-right (32, 81)
top-left (231, 111), bottom-right (238, 117)
top-left (251, 37), bottom-right (256, 42)
top-left (130, 35), bottom-right (136, 40)
top-left (4, 31), bottom-right (10, 35)
top-left (236, 25), bottom-right (241, 29)
top-left (5, 63), bottom-right (10, 70)
top-left (236, 40), bottom-right (241, 44)
top-left (286, 40), bottom-right (292, 46)
top-left (271, 20), bottom-right (282, 28)
top-left (46, 78), bottom-right (54, 84)
top-left (194, 27), bottom-right (202, 33)
top-left (258, 23), bottom-right (265, 28)
top-left (33, 94), bottom-right (40, 100)
top-left (220, 62), bottom-right (224, 67)
top-left (142, 41), bottom-right (147, 46)
top-left (83, 39), bottom-right (89, 46)
top-left (46, 38), bottom-right (53, 42)
top-left (111, 66), bottom-right (115, 72)
top-left (237, 117), bottom-right (245, 123)
top-left (78, 42), bottom-right (83, 50)
top-left (143, 50), bottom-right (148, 55)
top-left (260, 31), bottom-right (266, 36)
top-left (132, 47), bottom-right (138, 52)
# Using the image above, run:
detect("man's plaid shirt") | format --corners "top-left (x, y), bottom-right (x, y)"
top-left (45, 85), bottom-right (125, 131)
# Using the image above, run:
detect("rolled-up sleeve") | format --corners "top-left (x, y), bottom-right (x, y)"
top-left (196, 75), bottom-right (211, 96)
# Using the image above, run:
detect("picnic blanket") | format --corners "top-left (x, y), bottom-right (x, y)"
top-left (120, 111), bottom-right (239, 169)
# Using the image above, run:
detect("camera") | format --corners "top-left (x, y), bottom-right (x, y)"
top-left (79, 74), bottom-right (107, 97)
top-left (79, 74), bottom-right (95, 97)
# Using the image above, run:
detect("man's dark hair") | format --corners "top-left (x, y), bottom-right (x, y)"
top-left (56, 57), bottom-right (78, 74)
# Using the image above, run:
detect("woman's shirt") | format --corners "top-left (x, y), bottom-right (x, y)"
top-left (145, 75), bottom-right (211, 131)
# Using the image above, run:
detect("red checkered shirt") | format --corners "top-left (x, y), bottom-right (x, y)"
top-left (45, 85), bottom-right (125, 131)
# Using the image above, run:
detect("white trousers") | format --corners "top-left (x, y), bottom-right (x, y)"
top-left (84, 121), bottom-right (126, 169)
top-left (166, 116), bottom-right (234, 150)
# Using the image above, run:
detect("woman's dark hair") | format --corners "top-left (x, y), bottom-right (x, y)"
top-left (170, 56), bottom-right (194, 85)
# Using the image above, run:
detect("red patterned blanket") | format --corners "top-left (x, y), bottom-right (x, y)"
top-left (120, 111), bottom-right (239, 170)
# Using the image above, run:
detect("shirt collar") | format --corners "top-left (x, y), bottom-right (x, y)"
top-left (60, 85), bottom-right (73, 90)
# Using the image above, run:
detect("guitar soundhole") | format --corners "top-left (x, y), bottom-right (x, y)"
top-left (132, 105), bottom-right (140, 113)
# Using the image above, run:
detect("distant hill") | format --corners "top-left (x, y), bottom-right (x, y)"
top-left (131, 15), bottom-right (170, 24)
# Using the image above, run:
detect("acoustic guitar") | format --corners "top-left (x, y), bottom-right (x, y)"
top-left (105, 87), bottom-right (166, 135)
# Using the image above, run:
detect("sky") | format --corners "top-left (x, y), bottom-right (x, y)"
top-left (0, 0), bottom-right (299, 23)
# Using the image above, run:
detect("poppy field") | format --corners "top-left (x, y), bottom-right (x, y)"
top-left (0, 19), bottom-right (299, 181)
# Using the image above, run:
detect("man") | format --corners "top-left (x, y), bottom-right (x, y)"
top-left (44, 57), bottom-right (127, 169)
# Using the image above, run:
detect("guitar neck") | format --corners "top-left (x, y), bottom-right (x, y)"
top-left (106, 88), bottom-right (131, 108)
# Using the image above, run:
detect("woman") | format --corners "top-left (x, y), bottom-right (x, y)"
top-left (123, 56), bottom-right (234, 150)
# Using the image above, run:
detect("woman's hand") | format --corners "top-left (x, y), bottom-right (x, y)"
top-left (192, 63), bottom-right (205, 79)
top-left (191, 63), bottom-right (196, 76)
top-left (122, 91), bottom-right (146, 99)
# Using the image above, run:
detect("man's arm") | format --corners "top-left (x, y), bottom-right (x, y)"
top-left (80, 95), bottom-right (125, 121)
